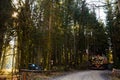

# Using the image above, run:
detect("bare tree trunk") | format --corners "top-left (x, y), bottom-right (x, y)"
top-left (46, 1), bottom-right (52, 70)
top-left (0, 44), bottom-right (6, 70)
top-left (118, 0), bottom-right (120, 12)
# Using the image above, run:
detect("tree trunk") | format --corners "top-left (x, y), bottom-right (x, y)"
top-left (118, 0), bottom-right (120, 12)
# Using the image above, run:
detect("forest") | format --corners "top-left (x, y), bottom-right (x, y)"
top-left (0, 0), bottom-right (120, 74)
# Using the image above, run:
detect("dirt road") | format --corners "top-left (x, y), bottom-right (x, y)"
top-left (50, 70), bottom-right (111, 80)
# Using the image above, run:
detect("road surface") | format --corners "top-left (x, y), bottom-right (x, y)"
top-left (50, 70), bottom-right (111, 80)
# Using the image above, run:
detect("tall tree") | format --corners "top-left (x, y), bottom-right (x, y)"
top-left (0, 0), bottom-right (13, 58)
top-left (6, 0), bottom-right (109, 71)
top-left (16, 0), bottom-right (35, 68)
top-left (111, 2), bottom-right (120, 67)
top-left (105, 0), bottom-right (118, 67)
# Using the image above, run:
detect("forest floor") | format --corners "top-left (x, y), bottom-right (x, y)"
top-left (28, 70), bottom-right (114, 80)
top-left (1, 70), bottom-right (120, 80)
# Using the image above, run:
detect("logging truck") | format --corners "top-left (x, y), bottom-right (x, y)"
top-left (90, 55), bottom-right (108, 69)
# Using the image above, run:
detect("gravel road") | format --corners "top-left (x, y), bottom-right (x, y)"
top-left (50, 70), bottom-right (111, 80)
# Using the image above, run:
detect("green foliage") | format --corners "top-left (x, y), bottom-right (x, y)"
top-left (105, 0), bottom-right (120, 67)
top-left (16, 0), bottom-right (109, 70)
top-left (0, 0), bottom-right (109, 71)
top-left (0, 0), bottom-right (13, 58)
